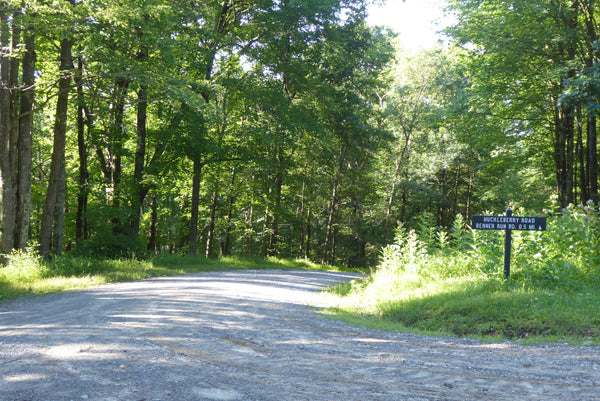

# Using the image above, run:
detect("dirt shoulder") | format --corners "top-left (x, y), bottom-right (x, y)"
top-left (1, 269), bottom-right (599, 401)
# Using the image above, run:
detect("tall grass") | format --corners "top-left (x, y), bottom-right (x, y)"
top-left (325, 203), bottom-right (600, 344)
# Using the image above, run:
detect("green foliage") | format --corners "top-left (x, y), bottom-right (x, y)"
top-left (327, 204), bottom-right (600, 342)
top-left (76, 231), bottom-right (148, 260)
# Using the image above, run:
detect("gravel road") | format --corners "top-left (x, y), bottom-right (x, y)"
top-left (1, 269), bottom-right (600, 401)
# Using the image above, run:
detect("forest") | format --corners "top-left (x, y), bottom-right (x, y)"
top-left (0, 0), bottom-right (599, 268)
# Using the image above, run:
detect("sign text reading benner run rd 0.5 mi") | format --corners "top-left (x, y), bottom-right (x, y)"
top-left (471, 215), bottom-right (547, 231)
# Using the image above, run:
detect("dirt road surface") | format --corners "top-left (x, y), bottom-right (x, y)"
top-left (1, 269), bottom-right (600, 401)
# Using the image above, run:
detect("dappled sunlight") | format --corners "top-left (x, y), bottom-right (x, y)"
top-left (44, 343), bottom-right (121, 361)
top-left (4, 373), bottom-right (48, 383)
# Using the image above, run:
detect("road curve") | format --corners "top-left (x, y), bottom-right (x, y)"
top-left (1, 269), bottom-right (599, 401)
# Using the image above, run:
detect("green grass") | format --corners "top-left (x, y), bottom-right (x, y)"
top-left (0, 252), bottom-right (351, 302)
top-left (322, 258), bottom-right (600, 345)
top-left (319, 208), bottom-right (600, 345)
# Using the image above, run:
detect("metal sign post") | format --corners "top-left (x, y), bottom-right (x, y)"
top-left (503, 208), bottom-right (513, 279)
top-left (471, 208), bottom-right (547, 279)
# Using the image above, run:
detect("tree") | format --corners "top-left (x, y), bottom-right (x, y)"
top-left (39, 0), bottom-right (75, 258)
top-left (446, 0), bottom-right (600, 208)
top-left (0, 4), bottom-right (37, 257)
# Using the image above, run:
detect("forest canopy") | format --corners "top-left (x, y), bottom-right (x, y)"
top-left (0, 0), bottom-right (598, 267)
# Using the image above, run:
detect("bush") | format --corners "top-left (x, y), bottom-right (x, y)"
top-left (74, 231), bottom-right (147, 260)
top-left (329, 203), bottom-right (600, 342)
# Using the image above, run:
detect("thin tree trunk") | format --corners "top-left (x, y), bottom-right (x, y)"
top-left (554, 106), bottom-right (575, 207)
top-left (15, 24), bottom-right (35, 250)
top-left (39, 36), bottom-right (73, 258)
top-left (298, 181), bottom-right (306, 257)
top-left (588, 114), bottom-right (598, 204)
top-left (131, 38), bottom-right (149, 236)
top-left (110, 76), bottom-right (129, 204)
top-left (75, 55), bottom-right (89, 241)
top-left (52, 166), bottom-right (66, 256)
top-left (0, 6), bottom-right (9, 256)
top-left (188, 160), bottom-right (202, 255)
top-left (384, 159), bottom-right (401, 235)
top-left (147, 193), bottom-right (158, 252)
top-left (220, 167), bottom-right (236, 256)
top-left (131, 83), bottom-right (148, 236)
top-left (269, 149), bottom-right (283, 257)
top-left (205, 190), bottom-right (217, 258)
top-left (304, 209), bottom-right (311, 259)
top-left (0, 8), bottom-right (21, 255)
top-left (246, 175), bottom-right (256, 256)
top-left (322, 147), bottom-right (345, 264)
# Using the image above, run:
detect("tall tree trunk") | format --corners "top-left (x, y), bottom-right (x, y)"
top-left (0, 6), bottom-right (12, 256)
top-left (580, 0), bottom-right (599, 205)
top-left (246, 175), bottom-right (256, 256)
top-left (298, 180), bottom-right (306, 257)
top-left (110, 76), bottom-right (129, 205)
top-left (188, 160), bottom-right (202, 255)
top-left (554, 106), bottom-right (575, 207)
top-left (0, 8), bottom-right (19, 255)
top-left (147, 192), bottom-right (158, 252)
top-left (39, 37), bottom-right (73, 258)
top-left (131, 83), bottom-right (148, 236)
top-left (220, 167), bottom-right (236, 256)
top-left (131, 39), bottom-right (149, 236)
top-left (588, 114), bottom-right (598, 204)
top-left (52, 166), bottom-right (66, 256)
top-left (304, 209), bottom-right (311, 259)
top-left (553, 3), bottom-right (577, 208)
top-left (577, 110), bottom-right (588, 203)
top-left (75, 55), bottom-right (89, 241)
top-left (384, 159), bottom-right (401, 236)
top-left (205, 190), bottom-right (217, 258)
top-left (322, 146), bottom-right (345, 264)
top-left (15, 23), bottom-right (35, 250)
top-left (269, 148), bottom-right (284, 257)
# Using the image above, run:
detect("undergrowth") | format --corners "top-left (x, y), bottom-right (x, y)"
top-left (325, 202), bottom-right (600, 344)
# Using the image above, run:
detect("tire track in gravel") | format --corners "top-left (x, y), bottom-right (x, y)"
top-left (1, 269), bottom-right (600, 401)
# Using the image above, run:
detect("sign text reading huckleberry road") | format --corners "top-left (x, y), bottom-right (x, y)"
top-left (471, 215), bottom-right (546, 231)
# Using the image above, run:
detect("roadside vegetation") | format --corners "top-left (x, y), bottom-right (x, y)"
top-left (3, 202), bottom-right (599, 345)
top-left (0, 254), bottom-right (347, 302)
top-left (324, 203), bottom-right (600, 345)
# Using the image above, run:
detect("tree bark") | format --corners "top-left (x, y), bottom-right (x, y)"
top-left (15, 23), bottom-right (35, 250)
top-left (0, 7), bottom-right (16, 255)
top-left (39, 37), bottom-right (73, 258)
top-left (188, 160), bottom-right (202, 255)
top-left (588, 114), bottom-right (598, 204)
top-left (577, 110), bottom-right (588, 203)
top-left (220, 167), bottom-right (237, 256)
top-left (205, 190), bottom-right (218, 258)
top-left (131, 83), bottom-right (148, 236)
top-left (322, 146), bottom-right (345, 264)
top-left (75, 55), bottom-right (89, 241)
top-left (269, 148), bottom-right (284, 257)
top-left (554, 106), bottom-right (575, 208)
top-left (147, 192), bottom-right (158, 252)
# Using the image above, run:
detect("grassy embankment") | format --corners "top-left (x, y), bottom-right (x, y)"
top-left (323, 205), bottom-right (600, 345)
